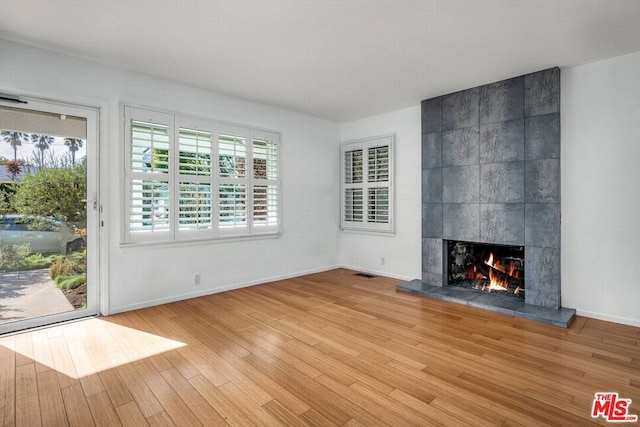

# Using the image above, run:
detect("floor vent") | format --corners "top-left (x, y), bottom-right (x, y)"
top-left (354, 272), bottom-right (377, 279)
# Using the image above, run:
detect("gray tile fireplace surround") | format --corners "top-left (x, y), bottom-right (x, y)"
top-left (396, 67), bottom-right (576, 327)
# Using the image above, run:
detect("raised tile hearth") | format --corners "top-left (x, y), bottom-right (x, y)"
top-left (397, 279), bottom-right (576, 328)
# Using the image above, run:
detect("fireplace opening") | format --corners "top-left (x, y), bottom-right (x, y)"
top-left (446, 240), bottom-right (524, 299)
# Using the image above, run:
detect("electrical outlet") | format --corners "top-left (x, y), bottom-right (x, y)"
top-left (193, 273), bottom-right (201, 286)
top-left (381, 257), bottom-right (386, 266)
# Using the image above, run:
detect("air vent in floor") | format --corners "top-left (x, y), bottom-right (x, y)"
top-left (353, 272), bottom-right (377, 279)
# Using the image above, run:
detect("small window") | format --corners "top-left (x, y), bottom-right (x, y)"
top-left (340, 135), bottom-right (394, 233)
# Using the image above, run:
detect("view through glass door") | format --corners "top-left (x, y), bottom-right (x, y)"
top-left (0, 98), bottom-right (99, 334)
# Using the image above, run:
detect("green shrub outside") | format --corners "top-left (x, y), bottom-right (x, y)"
top-left (49, 258), bottom-right (71, 279)
top-left (0, 249), bottom-right (58, 272)
top-left (0, 243), bottom-right (31, 270)
top-left (54, 274), bottom-right (86, 290)
top-left (49, 250), bottom-right (86, 290)
top-left (0, 181), bottom-right (19, 212)
top-left (12, 166), bottom-right (86, 229)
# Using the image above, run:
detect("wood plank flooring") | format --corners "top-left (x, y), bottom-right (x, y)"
top-left (0, 268), bottom-right (639, 426)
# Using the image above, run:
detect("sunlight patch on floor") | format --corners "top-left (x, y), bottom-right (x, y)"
top-left (0, 317), bottom-right (186, 379)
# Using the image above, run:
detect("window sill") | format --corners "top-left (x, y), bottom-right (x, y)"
top-left (120, 232), bottom-right (281, 249)
top-left (340, 228), bottom-right (396, 236)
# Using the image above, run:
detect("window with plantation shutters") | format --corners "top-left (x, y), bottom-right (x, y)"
top-left (124, 106), bottom-right (281, 244)
top-left (340, 135), bottom-right (394, 233)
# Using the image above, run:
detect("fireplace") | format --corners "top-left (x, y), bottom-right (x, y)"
top-left (446, 240), bottom-right (524, 299)
top-left (418, 68), bottom-right (564, 310)
top-left (400, 67), bottom-right (574, 326)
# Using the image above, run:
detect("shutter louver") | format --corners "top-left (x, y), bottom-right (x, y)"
top-left (179, 128), bottom-right (212, 176)
top-left (253, 185), bottom-right (278, 225)
top-left (130, 179), bottom-right (170, 233)
top-left (131, 121), bottom-right (170, 174)
top-left (178, 182), bottom-right (212, 230)
top-left (367, 187), bottom-right (389, 223)
top-left (344, 188), bottom-right (363, 222)
top-left (219, 184), bottom-right (246, 228)
top-left (368, 146), bottom-right (389, 182)
top-left (253, 138), bottom-right (278, 180)
top-left (219, 135), bottom-right (246, 178)
top-left (344, 149), bottom-right (363, 184)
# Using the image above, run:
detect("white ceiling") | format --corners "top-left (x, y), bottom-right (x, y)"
top-left (2, 0), bottom-right (640, 122)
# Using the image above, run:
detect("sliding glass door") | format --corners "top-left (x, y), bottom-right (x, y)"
top-left (0, 97), bottom-right (99, 334)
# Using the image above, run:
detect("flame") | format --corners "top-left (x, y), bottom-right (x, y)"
top-left (485, 252), bottom-right (505, 274)
top-left (479, 252), bottom-right (511, 293)
top-left (508, 263), bottom-right (519, 278)
top-left (484, 252), bottom-right (520, 279)
top-left (486, 252), bottom-right (495, 267)
top-left (487, 267), bottom-right (509, 292)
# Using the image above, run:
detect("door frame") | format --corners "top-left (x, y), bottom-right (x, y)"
top-left (0, 94), bottom-right (104, 334)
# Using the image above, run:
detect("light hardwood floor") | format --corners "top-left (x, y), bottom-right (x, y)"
top-left (1, 268), bottom-right (639, 426)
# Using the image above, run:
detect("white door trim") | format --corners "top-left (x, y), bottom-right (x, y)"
top-left (0, 95), bottom-right (103, 334)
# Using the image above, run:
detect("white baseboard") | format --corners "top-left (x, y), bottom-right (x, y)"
top-left (107, 264), bottom-right (342, 315)
top-left (575, 309), bottom-right (640, 328)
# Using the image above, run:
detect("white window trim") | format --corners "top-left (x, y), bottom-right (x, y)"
top-left (123, 105), bottom-right (281, 245)
top-left (340, 134), bottom-right (394, 234)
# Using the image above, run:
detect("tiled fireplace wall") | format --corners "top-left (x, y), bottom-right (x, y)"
top-left (421, 67), bottom-right (561, 309)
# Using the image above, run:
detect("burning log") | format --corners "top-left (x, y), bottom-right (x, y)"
top-left (484, 252), bottom-right (521, 280)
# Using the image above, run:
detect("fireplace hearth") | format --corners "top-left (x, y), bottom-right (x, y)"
top-left (446, 240), bottom-right (524, 299)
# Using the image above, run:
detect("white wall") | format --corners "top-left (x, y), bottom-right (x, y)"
top-left (0, 39), bottom-right (341, 314)
top-left (339, 106), bottom-right (422, 281)
top-left (561, 50), bottom-right (640, 327)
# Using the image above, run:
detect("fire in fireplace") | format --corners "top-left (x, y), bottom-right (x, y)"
top-left (446, 240), bottom-right (524, 299)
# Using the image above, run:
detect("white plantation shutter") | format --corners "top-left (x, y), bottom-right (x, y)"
top-left (218, 127), bottom-right (249, 236)
top-left (344, 188), bottom-right (363, 222)
top-left (344, 149), bottom-right (363, 184)
top-left (176, 120), bottom-right (214, 238)
top-left (367, 187), bottom-right (389, 223)
top-left (341, 135), bottom-right (394, 233)
top-left (130, 121), bottom-right (170, 174)
top-left (366, 145), bottom-right (390, 224)
top-left (343, 148), bottom-right (364, 223)
top-left (178, 128), bottom-right (212, 177)
top-left (125, 109), bottom-right (173, 242)
top-left (368, 145), bottom-right (389, 182)
top-left (124, 106), bottom-right (281, 243)
top-left (252, 133), bottom-right (279, 233)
